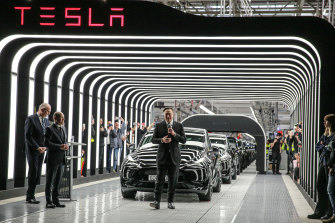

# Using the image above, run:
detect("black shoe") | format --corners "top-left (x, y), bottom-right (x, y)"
top-left (26, 198), bottom-right (40, 204)
top-left (46, 203), bottom-right (56, 208)
top-left (168, 202), bottom-right (175, 209)
top-left (272, 172), bottom-right (276, 175)
top-left (149, 201), bottom-right (160, 209)
top-left (307, 213), bottom-right (323, 219)
top-left (276, 172), bottom-right (282, 175)
top-left (322, 215), bottom-right (335, 223)
top-left (54, 203), bottom-right (66, 208)
top-left (321, 213), bottom-right (333, 220)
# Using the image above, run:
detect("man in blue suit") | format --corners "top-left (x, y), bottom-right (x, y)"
top-left (24, 103), bottom-right (51, 204)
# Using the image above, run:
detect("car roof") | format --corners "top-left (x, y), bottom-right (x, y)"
top-left (208, 133), bottom-right (227, 138)
top-left (147, 127), bottom-right (207, 134)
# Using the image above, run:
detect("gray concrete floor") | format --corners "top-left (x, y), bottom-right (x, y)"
top-left (0, 163), bottom-right (319, 223)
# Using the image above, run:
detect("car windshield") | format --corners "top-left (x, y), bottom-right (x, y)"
top-left (228, 138), bottom-right (236, 144)
top-left (137, 131), bottom-right (205, 151)
top-left (210, 138), bottom-right (226, 145)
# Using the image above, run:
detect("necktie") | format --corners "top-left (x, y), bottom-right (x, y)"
top-left (42, 118), bottom-right (46, 135)
top-left (59, 126), bottom-right (64, 141)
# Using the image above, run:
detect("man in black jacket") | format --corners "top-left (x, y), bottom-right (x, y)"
top-left (44, 112), bottom-right (69, 208)
top-left (150, 107), bottom-right (186, 210)
top-left (99, 118), bottom-right (108, 174)
top-left (24, 103), bottom-right (51, 204)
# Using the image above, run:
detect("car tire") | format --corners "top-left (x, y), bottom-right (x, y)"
top-left (121, 190), bottom-right (137, 199)
top-left (213, 171), bottom-right (221, 192)
top-left (232, 166), bottom-right (237, 180)
top-left (237, 165), bottom-right (240, 175)
top-left (222, 171), bottom-right (232, 184)
top-left (199, 175), bottom-right (212, 201)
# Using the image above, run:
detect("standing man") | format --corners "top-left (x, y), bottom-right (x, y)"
top-left (112, 117), bottom-right (126, 172)
top-left (150, 107), bottom-right (186, 210)
top-left (98, 118), bottom-right (108, 174)
top-left (106, 122), bottom-right (116, 173)
top-left (24, 103), bottom-right (51, 204)
top-left (271, 132), bottom-right (283, 174)
top-left (44, 112), bottom-right (69, 208)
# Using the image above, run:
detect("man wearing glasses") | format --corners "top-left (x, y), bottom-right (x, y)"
top-left (24, 103), bottom-right (51, 204)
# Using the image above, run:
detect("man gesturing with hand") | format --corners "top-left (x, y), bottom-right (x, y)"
top-left (150, 107), bottom-right (186, 210)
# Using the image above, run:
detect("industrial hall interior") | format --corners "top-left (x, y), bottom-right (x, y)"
top-left (1, 0), bottom-right (335, 222)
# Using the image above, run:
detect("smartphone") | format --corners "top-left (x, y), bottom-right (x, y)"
top-left (83, 123), bottom-right (86, 128)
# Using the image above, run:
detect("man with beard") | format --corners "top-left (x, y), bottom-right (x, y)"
top-left (150, 107), bottom-right (186, 210)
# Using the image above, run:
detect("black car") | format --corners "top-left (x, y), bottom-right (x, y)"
top-left (227, 137), bottom-right (239, 179)
top-left (120, 127), bottom-right (221, 201)
top-left (209, 133), bottom-right (233, 184)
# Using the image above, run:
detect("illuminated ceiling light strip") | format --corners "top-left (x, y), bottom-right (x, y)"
top-left (199, 105), bottom-right (215, 114)
top-left (3, 34), bottom-right (320, 181)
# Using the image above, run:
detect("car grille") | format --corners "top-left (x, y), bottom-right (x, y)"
top-left (136, 147), bottom-right (202, 167)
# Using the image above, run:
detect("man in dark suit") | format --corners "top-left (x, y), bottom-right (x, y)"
top-left (150, 107), bottom-right (186, 210)
top-left (99, 118), bottom-right (108, 174)
top-left (24, 103), bottom-right (51, 204)
top-left (44, 111), bottom-right (69, 208)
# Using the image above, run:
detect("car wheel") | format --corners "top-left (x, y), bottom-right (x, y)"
top-left (232, 166), bottom-right (237, 180)
top-left (121, 190), bottom-right (137, 199)
top-left (222, 170), bottom-right (232, 184)
top-left (199, 175), bottom-right (212, 201)
top-left (237, 165), bottom-right (240, 175)
top-left (213, 171), bottom-right (221, 192)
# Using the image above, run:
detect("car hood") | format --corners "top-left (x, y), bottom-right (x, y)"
top-left (135, 143), bottom-right (203, 167)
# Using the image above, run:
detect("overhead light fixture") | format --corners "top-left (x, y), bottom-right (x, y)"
top-left (199, 105), bottom-right (215, 114)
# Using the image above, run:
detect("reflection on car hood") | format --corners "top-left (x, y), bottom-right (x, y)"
top-left (135, 143), bottom-right (203, 167)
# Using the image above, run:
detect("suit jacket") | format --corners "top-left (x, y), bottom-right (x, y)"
top-left (24, 114), bottom-right (49, 153)
top-left (45, 124), bottom-right (68, 165)
top-left (113, 122), bottom-right (126, 148)
top-left (99, 126), bottom-right (108, 147)
top-left (152, 121), bottom-right (186, 166)
top-left (108, 129), bottom-right (117, 147)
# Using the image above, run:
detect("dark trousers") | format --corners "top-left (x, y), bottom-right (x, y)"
top-left (287, 152), bottom-right (293, 173)
top-left (99, 146), bottom-right (104, 174)
top-left (106, 144), bottom-right (112, 173)
top-left (315, 164), bottom-right (332, 215)
top-left (154, 163), bottom-right (179, 203)
top-left (26, 150), bottom-right (44, 199)
top-left (45, 163), bottom-right (64, 204)
top-left (272, 152), bottom-right (281, 173)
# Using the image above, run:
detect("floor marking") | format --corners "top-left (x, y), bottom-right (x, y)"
top-left (282, 175), bottom-right (319, 223)
top-left (0, 176), bottom-right (119, 206)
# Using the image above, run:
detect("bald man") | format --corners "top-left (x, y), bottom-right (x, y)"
top-left (24, 103), bottom-right (51, 204)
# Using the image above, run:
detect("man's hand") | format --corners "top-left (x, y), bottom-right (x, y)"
top-left (168, 128), bottom-right (176, 136)
top-left (120, 117), bottom-right (124, 122)
top-left (60, 144), bottom-right (69, 150)
top-left (37, 147), bottom-right (46, 153)
top-left (162, 136), bottom-right (172, 143)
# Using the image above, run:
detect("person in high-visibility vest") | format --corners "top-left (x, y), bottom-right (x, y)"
top-left (285, 130), bottom-right (298, 174)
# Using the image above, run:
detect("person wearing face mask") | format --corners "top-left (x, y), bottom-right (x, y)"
top-left (149, 107), bottom-right (186, 210)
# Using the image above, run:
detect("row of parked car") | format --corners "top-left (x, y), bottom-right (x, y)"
top-left (120, 127), bottom-right (256, 201)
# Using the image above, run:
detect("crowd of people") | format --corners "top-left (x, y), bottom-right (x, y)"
top-left (81, 116), bottom-right (156, 176)
top-left (266, 122), bottom-right (302, 178)
top-left (24, 102), bottom-right (159, 208)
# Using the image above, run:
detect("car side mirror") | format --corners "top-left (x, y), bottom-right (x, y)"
top-left (212, 146), bottom-right (220, 152)
top-left (129, 144), bottom-right (135, 152)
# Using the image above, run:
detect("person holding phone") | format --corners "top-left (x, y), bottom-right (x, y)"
top-left (270, 132), bottom-right (283, 174)
top-left (150, 107), bottom-right (186, 210)
top-left (44, 111), bottom-right (69, 208)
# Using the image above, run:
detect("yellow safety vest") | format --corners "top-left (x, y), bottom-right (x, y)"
top-left (266, 143), bottom-right (270, 154)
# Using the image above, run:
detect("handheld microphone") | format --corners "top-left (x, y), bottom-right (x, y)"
top-left (167, 123), bottom-right (172, 138)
